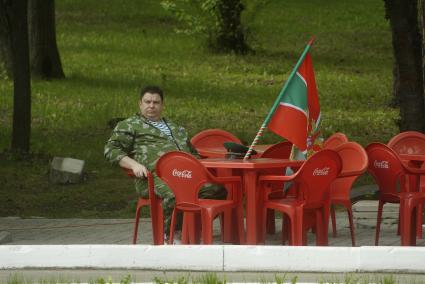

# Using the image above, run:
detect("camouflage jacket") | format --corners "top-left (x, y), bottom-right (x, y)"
top-left (104, 113), bottom-right (198, 195)
top-left (104, 113), bottom-right (196, 171)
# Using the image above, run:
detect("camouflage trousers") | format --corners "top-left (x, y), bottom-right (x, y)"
top-left (135, 175), bottom-right (227, 236)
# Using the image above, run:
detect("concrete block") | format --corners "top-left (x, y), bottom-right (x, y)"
top-left (0, 231), bottom-right (12, 244)
top-left (49, 157), bottom-right (85, 184)
top-left (0, 245), bottom-right (223, 270)
top-left (353, 200), bottom-right (399, 212)
top-left (223, 246), bottom-right (359, 272)
top-left (359, 246), bottom-right (425, 273)
top-left (354, 211), bottom-right (399, 219)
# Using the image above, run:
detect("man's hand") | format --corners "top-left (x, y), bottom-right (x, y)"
top-left (132, 163), bottom-right (148, 178)
top-left (119, 156), bottom-right (148, 178)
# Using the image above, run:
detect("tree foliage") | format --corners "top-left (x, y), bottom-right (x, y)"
top-left (161, 0), bottom-right (267, 54)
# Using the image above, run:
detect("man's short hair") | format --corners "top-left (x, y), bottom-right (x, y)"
top-left (140, 85), bottom-right (164, 102)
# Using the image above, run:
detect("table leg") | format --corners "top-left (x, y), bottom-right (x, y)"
top-left (407, 173), bottom-right (423, 239)
top-left (244, 170), bottom-right (261, 245)
top-left (216, 168), bottom-right (236, 243)
top-left (400, 198), bottom-right (417, 246)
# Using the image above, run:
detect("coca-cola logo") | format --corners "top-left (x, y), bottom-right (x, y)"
top-left (172, 168), bottom-right (192, 179)
top-left (374, 160), bottom-right (389, 169)
top-left (313, 167), bottom-right (330, 176)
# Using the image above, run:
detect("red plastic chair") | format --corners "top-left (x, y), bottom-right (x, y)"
top-left (323, 132), bottom-right (349, 149)
top-left (259, 149), bottom-right (342, 246)
top-left (155, 151), bottom-right (245, 244)
top-left (388, 131), bottom-right (425, 238)
top-left (366, 142), bottom-right (425, 246)
top-left (388, 131), bottom-right (425, 155)
top-left (123, 168), bottom-right (164, 245)
top-left (190, 129), bottom-right (241, 158)
top-left (259, 141), bottom-right (293, 235)
top-left (329, 142), bottom-right (368, 246)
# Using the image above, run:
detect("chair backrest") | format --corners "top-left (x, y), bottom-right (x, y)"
top-left (323, 132), bottom-right (349, 149)
top-left (365, 142), bottom-right (406, 195)
top-left (334, 142), bottom-right (368, 176)
top-left (293, 149), bottom-right (342, 206)
top-left (190, 129), bottom-right (241, 149)
top-left (155, 151), bottom-right (214, 206)
top-left (260, 141), bottom-right (293, 159)
top-left (330, 142), bottom-right (368, 198)
top-left (388, 131), bottom-right (425, 155)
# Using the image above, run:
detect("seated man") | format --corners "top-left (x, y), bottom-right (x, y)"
top-left (104, 85), bottom-right (226, 243)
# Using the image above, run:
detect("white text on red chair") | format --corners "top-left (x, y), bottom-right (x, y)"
top-left (373, 160), bottom-right (389, 169)
top-left (172, 169), bottom-right (192, 179)
top-left (313, 167), bottom-right (330, 176)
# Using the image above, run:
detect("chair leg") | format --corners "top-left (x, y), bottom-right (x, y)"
top-left (132, 204), bottom-right (142, 244)
top-left (331, 205), bottom-right (337, 237)
top-left (375, 200), bottom-right (384, 246)
top-left (152, 202), bottom-right (164, 245)
top-left (195, 213), bottom-right (202, 244)
top-left (182, 214), bottom-right (189, 244)
top-left (201, 210), bottom-right (214, 244)
top-left (282, 214), bottom-right (290, 245)
top-left (169, 209), bottom-right (178, 245)
top-left (346, 205), bottom-right (356, 247)
top-left (236, 203), bottom-right (245, 245)
top-left (416, 203), bottom-right (423, 239)
top-left (266, 209), bottom-right (276, 234)
top-left (183, 213), bottom-right (197, 244)
top-left (293, 207), bottom-right (304, 246)
top-left (314, 209), bottom-right (326, 246)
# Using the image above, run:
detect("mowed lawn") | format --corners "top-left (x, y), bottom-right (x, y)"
top-left (0, 0), bottom-right (395, 217)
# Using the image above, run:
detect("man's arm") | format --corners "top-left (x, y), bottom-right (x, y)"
top-left (119, 156), bottom-right (148, 178)
top-left (104, 119), bottom-right (149, 178)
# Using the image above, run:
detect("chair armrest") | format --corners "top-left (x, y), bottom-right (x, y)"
top-left (214, 176), bottom-right (241, 184)
top-left (259, 173), bottom-right (296, 182)
top-left (339, 169), bottom-right (366, 178)
top-left (402, 161), bottom-right (425, 175)
top-left (146, 171), bottom-right (159, 202)
top-left (121, 166), bottom-right (135, 178)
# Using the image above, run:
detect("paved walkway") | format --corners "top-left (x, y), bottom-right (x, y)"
top-left (2, 211), bottom-right (425, 283)
top-left (1, 213), bottom-right (425, 246)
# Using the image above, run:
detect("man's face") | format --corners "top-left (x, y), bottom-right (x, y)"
top-left (139, 92), bottom-right (163, 121)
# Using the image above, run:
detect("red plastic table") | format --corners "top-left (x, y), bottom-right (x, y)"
top-left (399, 154), bottom-right (425, 192)
top-left (196, 144), bottom-right (273, 159)
top-left (200, 157), bottom-right (303, 244)
top-left (399, 154), bottom-right (425, 242)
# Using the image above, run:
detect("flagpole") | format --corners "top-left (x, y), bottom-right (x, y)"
top-left (243, 37), bottom-right (315, 160)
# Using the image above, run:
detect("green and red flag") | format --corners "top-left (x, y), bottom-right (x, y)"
top-left (244, 38), bottom-right (321, 160)
top-left (268, 52), bottom-right (320, 151)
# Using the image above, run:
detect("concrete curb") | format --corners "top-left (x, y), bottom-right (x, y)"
top-left (1, 245), bottom-right (425, 273)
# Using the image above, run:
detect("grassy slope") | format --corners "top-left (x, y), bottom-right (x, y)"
top-left (0, 0), bottom-right (394, 217)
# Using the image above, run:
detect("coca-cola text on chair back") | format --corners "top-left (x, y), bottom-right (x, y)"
top-left (156, 151), bottom-right (212, 206)
top-left (296, 149), bottom-right (342, 207)
top-left (366, 142), bottom-right (407, 196)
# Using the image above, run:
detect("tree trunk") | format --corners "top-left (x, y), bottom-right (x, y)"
top-left (0, 0), bottom-right (13, 77)
top-left (384, 0), bottom-right (425, 131)
top-left (28, 0), bottom-right (64, 79)
top-left (214, 0), bottom-right (249, 54)
top-left (422, 0), bottom-right (425, 116)
top-left (11, 0), bottom-right (31, 152)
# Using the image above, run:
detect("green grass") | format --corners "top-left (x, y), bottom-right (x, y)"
top-left (7, 271), bottom-right (421, 284)
top-left (0, 0), bottom-right (395, 218)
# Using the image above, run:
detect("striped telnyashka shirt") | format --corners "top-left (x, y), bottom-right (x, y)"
top-left (149, 119), bottom-right (172, 139)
